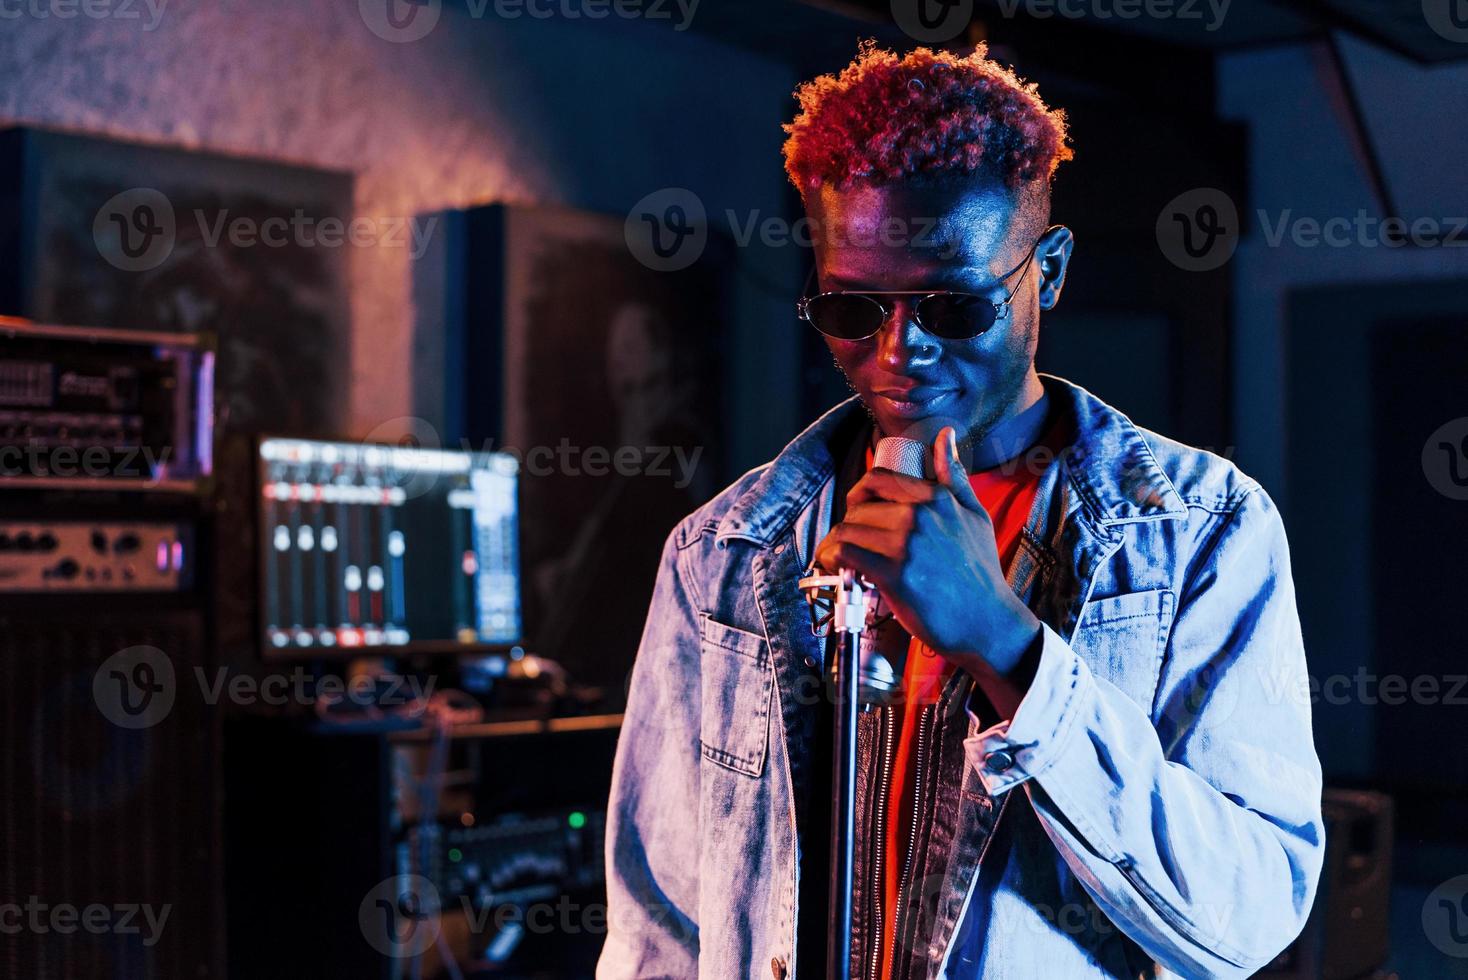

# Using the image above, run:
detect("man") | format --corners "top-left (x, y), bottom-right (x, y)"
top-left (599, 43), bottom-right (1323, 979)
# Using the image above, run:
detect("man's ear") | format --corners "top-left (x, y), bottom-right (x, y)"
top-left (1035, 225), bottom-right (1074, 311)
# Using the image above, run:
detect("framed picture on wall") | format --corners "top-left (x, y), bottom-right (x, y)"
top-left (0, 126), bottom-right (354, 438)
top-left (443, 203), bottom-right (729, 692)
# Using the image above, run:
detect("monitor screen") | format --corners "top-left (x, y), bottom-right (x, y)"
top-left (257, 437), bottom-right (522, 656)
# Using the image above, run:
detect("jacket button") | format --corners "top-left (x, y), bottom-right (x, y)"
top-left (771, 955), bottom-right (787, 979)
top-left (804, 655), bottom-right (818, 669)
top-left (985, 749), bottom-right (1015, 773)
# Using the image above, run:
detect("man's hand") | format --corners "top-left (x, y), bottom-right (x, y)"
top-left (814, 427), bottom-right (1042, 703)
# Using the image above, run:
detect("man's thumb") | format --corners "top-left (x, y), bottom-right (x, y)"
top-left (932, 427), bottom-right (983, 511)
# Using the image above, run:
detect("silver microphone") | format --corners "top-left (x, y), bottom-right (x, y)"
top-left (872, 435), bottom-right (928, 480)
top-left (856, 436), bottom-right (927, 703)
top-left (798, 436), bottom-right (929, 705)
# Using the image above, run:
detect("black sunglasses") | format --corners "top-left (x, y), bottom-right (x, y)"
top-left (796, 233), bottom-right (1048, 341)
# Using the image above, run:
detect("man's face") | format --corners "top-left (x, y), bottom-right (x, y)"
top-left (807, 180), bottom-right (1066, 448)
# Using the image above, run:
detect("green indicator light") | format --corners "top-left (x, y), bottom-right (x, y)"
top-left (448, 848), bottom-right (463, 863)
top-left (567, 811), bottom-right (587, 830)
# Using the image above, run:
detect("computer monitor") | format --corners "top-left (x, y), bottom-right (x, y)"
top-left (256, 437), bottom-right (522, 657)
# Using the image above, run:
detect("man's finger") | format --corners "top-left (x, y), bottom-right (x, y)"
top-left (818, 539), bottom-right (894, 590)
top-left (932, 426), bottom-right (984, 513)
top-left (839, 500), bottom-right (918, 532)
top-left (847, 468), bottom-right (940, 507)
top-left (814, 524), bottom-right (899, 581)
top-left (815, 521), bottom-right (900, 565)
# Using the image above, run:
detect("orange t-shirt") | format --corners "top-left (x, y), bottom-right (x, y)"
top-left (870, 437), bottom-right (1056, 979)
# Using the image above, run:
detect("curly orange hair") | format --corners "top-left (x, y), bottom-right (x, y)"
top-left (783, 42), bottom-right (1073, 196)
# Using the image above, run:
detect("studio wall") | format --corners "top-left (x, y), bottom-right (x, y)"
top-left (0, 0), bottom-right (804, 474)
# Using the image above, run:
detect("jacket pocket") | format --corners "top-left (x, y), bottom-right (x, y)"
top-left (698, 614), bottom-right (773, 778)
top-left (1071, 589), bottom-right (1175, 714)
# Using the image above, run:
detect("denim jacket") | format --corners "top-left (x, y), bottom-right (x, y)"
top-left (598, 375), bottom-right (1324, 979)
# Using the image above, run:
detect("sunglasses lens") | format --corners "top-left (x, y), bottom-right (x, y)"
top-left (803, 294), bottom-right (886, 340)
top-left (917, 293), bottom-right (997, 339)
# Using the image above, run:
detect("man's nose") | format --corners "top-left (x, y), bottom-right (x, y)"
top-left (875, 299), bottom-right (938, 372)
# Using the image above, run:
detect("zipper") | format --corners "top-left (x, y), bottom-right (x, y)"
top-left (866, 706), bottom-right (896, 980)
top-left (901, 704), bottom-right (932, 887)
top-left (890, 703), bottom-right (933, 980)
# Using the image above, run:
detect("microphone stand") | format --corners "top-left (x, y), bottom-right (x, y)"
top-left (800, 566), bottom-right (870, 980)
top-left (800, 435), bottom-right (916, 980)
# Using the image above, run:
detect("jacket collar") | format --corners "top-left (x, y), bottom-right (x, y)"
top-left (715, 373), bottom-right (1185, 547)
top-left (1046, 374), bottom-right (1188, 527)
top-left (714, 396), bottom-right (862, 547)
